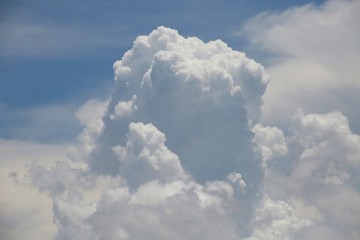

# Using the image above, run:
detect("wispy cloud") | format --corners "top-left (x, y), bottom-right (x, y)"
top-left (0, 103), bottom-right (81, 143)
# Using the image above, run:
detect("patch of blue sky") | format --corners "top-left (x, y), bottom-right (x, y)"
top-left (0, 0), bottom-right (326, 143)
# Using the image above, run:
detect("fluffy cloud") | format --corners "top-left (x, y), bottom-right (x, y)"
top-left (241, 0), bottom-right (360, 133)
top-left (18, 26), bottom-right (269, 240)
top-left (110, 95), bottom-right (137, 120)
top-left (252, 124), bottom-right (287, 164)
top-left (10, 20), bottom-right (360, 240)
top-left (112, 122), bottom-right (187, 189)
top-left (28, 122), bottom-right (246, 240)
top-left (246, 196), bottom-right (312, 240)
top-left (252, 109), bottom-right (360, 240)
top-left (92, 26), bottom-right (269, 185)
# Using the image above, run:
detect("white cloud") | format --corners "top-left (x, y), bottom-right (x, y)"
top-left (26, 123), bottom-right (242, 240)
top-left (70, 99), bottom-right (108, 163)
top-left (11, 26), bottom-right (269, 240)
top-left (241, 0), bottom-right (360, 133)
top-left (252, 124), bottom-right (288, 164)
top-left (75, 99), bottom-right (108, 127)
top-left (110, 95), bottom-right (137, 120)
top-left (113, 122), bottom-right (187, 189)
top-left (252, 110), bottom-right (360, 240)
top-left (227, 172), bottom-right (247, 190)
top-left (7, 17), bottom-right (360, 239)
top-left (241, 4), bottom-right (360, 236)
top-left (93, 26), bottom-right (269, 185)
top-left (246, 195), bottom-right (312, 240)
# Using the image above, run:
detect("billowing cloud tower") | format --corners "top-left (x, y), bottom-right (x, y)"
top-left (90, 26), bottom-right (269, 185)
top-left (30, 26), bottom-right (270, 239)
top-left (25, 26), bottom-right (360, 240)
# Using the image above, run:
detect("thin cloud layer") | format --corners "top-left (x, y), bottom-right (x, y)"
top-left (14, 24), bottom-right (360, 240)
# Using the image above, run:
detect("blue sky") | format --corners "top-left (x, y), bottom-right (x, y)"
top-left (1, 1), bottom-right (360, 240)
top-left (0, 0), bottom-right (325, 142)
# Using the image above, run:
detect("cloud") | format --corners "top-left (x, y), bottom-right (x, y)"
top-left (9, 22), bottom-right (360, 240)
top-left (240, 4), bottom-right (360, 237)
top-left (240, 3), bottom-right (360, 236)
top-left (90, 26), bottom-right (269, 185)
top-left (75, 99), bottom-right (108, 127)
top-left (252, 124), bottom-right (287, 164)
top-left (246, 195), bottom-right (312, 240)
top-left (241, 0), bottom-right (360, 133)
top-left (13, 26), bottom-right (270, 240)
top-left (110, 95), bottom-right (137, 120)
top-left (252, 109), bottom-right (360, 240)
top-left (27, 122), bottom-right (246, 240)
top-left (113, 122), bottom-right (187, 189)
top-left (0, 139), bottom-right (69, 240)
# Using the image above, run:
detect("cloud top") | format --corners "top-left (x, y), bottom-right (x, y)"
top-left (89, 26), bottom-right (270, 183)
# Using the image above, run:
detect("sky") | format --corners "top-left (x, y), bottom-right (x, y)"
top-left (1, 0), bottom-right (359, 240)
top-left (0, 0), bottom-right (328, 142)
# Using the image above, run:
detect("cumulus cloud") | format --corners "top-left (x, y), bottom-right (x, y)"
top-left (252, 109), bottom-right (360, 240)
top-left (11, 23), bottom-right (360, 240)
top-left (16, 26), bottom-right (269, 240)
top-left (241, 0), bottom-right (360, 133)
top-left (28, 122), bottom-right (245, 240)
top-left (94, 26), bottom-right (269, 185)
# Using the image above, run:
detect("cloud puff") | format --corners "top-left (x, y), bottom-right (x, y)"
top-left (252, 124), bottom-right (288, 164)
top-left (110, 95), bottom-right (137, 120)
top-left (241, 0), bottom-right (360, 133)
top-left (246, 195), bottom-right (312, 240)
top-left (112, 122), bottom-right (186, 189)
